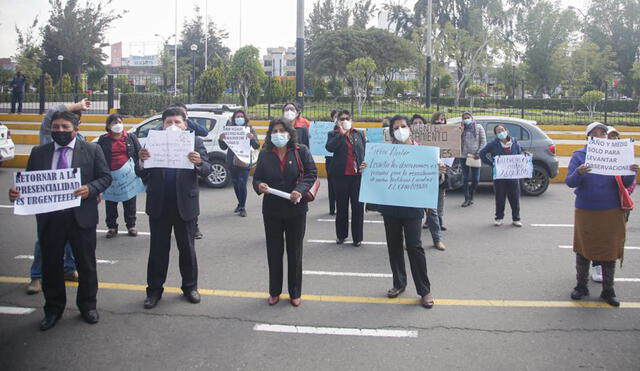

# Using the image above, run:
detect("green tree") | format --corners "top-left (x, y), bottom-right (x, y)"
top-left (346, 57), bottom-right (376, 115)
top-left (305, 0), bottom-right (351, 51)
top-left (555, 41), bottom-right (616, 98)
top-left (14, 18), bottom-right (43, 89)
top-left (580, 90), bottom-right (605, 119)
top-left (466, 84), bottom-right (485, 112)
top-left (44, 73), bottom-right (54, 94)
top-left (61, 73), bottom-right (72, 93)
top-left (86, 66), bottom-right (106, 91)
top-left (352, 0), bottom-right (377, 29)
top-left (229, 45), bottom-right (267, 110)
top-left (195, 66), bottom-right (226, 103)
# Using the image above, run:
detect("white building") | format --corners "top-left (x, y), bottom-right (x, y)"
top-left (263, 47), bottom-right (296, 77)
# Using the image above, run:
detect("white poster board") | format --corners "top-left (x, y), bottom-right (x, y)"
top-left (584, 137), bottom-right (635, 176)
top-left (143, 130), bottom-right (195, 169)
top-left (493, 154), bottom-right (533, 179)
top-left (13, 169), bottom-right (82, 215)
top-left (222, 126), bottom-right (251, 163)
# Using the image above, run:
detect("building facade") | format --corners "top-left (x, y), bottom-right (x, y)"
top-left (263, 47), bottom-right (296, 77)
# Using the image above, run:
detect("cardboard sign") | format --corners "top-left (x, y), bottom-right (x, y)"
top-left (493, 154), bottom-right (533, 179)
top-left (359, 143), bottom-right (440, 208)
top-left (411, 124), bottom-right (462, 158)
top-left (584, 137), bottom-right (636, 176)
top-left (222, 126), bottom-right (252, 163)
top-left (309, 121), bottom-right (335, 157)
top-left (102, 159), bottom-right (145, 202)
top-left (13, 169), bottom-right (82, 215)
top-left (143, 129), bottom-right (195, 169)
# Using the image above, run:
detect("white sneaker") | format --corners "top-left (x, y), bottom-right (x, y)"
top-left (494, 219), bottom-right (503, 226)
top-left (512, 221), bottom-right (523, 227)
top-left (591, 265), bottom-right (603, 283)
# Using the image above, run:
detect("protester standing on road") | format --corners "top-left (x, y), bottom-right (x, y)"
top-left (253, 119), bottom-right (317, 307)
top-left (9, 111), bottom-right (112, 330)
top-left (459, 111), bottom-right (486, 207)
top-left (97, 114), bottom-right (142, 238)
top-left (566, 122), bottom-right (639, 307)
top-left (326, 110), bottom-right (366, 247)
top-left (431, 112), bottom-right (449, 230)
top-left (361, 115), bottom-right (444, 308)
top-left (10, 71), bottom-right (26, 114)
top-left (282, 102), bottom-right (310, 147)
top-left (137, 108), bottom-right (212, 310)
top-left (325, 110), bottom-right (339, 215)
top-left (218, 110), bottom-right (260, 217)
top-left (479, 124), bottom-right (523, 227)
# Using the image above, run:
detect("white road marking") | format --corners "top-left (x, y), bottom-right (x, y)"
top-left (14, 255), bottom-right (119, 264)
top-left (0, 205), bottom-right (13, 208)
top-left (253, 324), bottom-right (418, 338)
top-left (317, 218), bottom-right (384, 224)
top-left (303, 270), bottom-right (391, 278)
top-left (616, 278), bottom-right (640, 282)
top-left (96, 229), bottom-right (150, 236)
top-left (558, 245), bottom-right (640, 250)
top-left (531, 224), bottom-right (574, 227)
top-left (307, 239), bottom-right (387, 246)
top-left (0, 306), bottom-right (36, 315)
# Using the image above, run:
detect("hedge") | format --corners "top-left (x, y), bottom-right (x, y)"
top-left (119, 93), bottom-right (189, 117)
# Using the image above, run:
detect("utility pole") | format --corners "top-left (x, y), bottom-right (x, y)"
top-left (204, 0), bottom-right (208, 70)
top-left (295, 0), bottom-right (304, 108)
top-left (425, 0), bottom-right (432, 108)
top-left (174, 0), bottom-right (178, 96)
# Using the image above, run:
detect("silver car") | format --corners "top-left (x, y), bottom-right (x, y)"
top-left (447, 116), bottom-right (558, 196)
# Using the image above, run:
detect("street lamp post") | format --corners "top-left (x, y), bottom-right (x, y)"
top-left (424, 0), bottom-right (433, 108)
top-left (57, 55), bottom-right (64, 96)
top-left (295, 0), bottom-right (304, 108)
top-left (191, 44), bottom-right (198, 100)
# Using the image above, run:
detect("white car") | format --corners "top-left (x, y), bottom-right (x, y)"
top-left (0, 124), bottom-right (15, 164)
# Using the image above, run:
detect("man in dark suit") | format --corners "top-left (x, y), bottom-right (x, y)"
top-left (8, 111), bottom-right (112, 331)
top-left (137, 108), bottom-right (212, 309)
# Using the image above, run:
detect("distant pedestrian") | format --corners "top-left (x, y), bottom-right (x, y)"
top-left (282, 102), bottom-right (310, 147)
top-left (566, 122), bottom-right (639, 307)
top-left (10, 71), bottom-right (26, 113)
top-left (459, 111), bottom-right (486, 207)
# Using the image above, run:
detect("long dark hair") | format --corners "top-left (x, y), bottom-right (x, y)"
top-left (264, 119), bottom-right (297, 151)
top-left (105, 113), bottom-right (123, 131)
top-left (410, 114), bottom-right (427, 126)
top-left (389, 115), bottom-right (411, 144)
top-left (231, 110), bottom-right (250, 126)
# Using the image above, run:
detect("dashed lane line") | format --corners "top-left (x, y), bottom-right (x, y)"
top-left (14, 255), bottom-right (118, 264)
top-left (0, 306), bottom-right (36, 315)
top-left (253, 323), bottom-right (418, 338)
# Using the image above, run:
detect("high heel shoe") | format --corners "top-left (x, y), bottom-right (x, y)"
top-left (290, 298), bottom-right (301, 307)
top-left (268, 296), bottom-right (280, 305)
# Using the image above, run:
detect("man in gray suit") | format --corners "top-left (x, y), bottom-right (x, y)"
top-left (137, 108), bottom-right (212, 309)
top-left (9, 111), bottom-right (112, 331)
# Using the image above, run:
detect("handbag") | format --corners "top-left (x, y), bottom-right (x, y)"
top-left (615, 176), bottom-right (634, 210)
top-left (294, 148), bottom-right (320, 202)
top-left (465, 153), bottom-right (481, 168)
top-left (232, 148), bottom-right (259, 168)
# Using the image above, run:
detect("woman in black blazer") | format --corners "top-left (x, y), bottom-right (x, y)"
top-left (253, 119), bottom-right (318, 307)
top-left (325, 110), bottom-right (366, 246)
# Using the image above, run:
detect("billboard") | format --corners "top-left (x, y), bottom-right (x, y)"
top-left (111, 42), bottom-right (122, 67)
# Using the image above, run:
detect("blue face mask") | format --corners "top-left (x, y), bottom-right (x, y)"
top-left (235, 117), bottom-right (245, 126)
top-left (271, 132), bottom-right (289, 148)
top-left (496, 131), bottom-right (508, 140)
top-left (463, 118), bottom-right (473, 126)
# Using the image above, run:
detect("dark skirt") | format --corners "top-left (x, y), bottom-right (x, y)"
top-left (573, 208), bottom-right (625, 262)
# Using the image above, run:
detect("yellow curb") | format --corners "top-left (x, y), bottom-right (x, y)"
top-left (2, 123), bottom-right (134, 131)
top-left (539, 125), bottom-right (640, 132)
top-left (0, 114), bottom-right (144, 124)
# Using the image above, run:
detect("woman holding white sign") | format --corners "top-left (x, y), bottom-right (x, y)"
top-left (479, 125), bottom-right (523, 227)
top-left (218, 110), bottom-right (260, 217)
top-left (566, 122), bottom-right (639, 307)
top-left (253, 119), bottom-right (317, 307)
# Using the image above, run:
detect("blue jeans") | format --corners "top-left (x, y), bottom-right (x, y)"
top-left (425, 209), bottom-right (441, 244)
top-left (461, 161), bottom-right (480, 200)
top-left (30, 240), bottom-right (76, 279)
top-left (230, 166), bottom-right (250, 208)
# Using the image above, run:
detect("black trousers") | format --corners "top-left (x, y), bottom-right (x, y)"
top-left (494, 179), bottom-right (520, 221)
top-left (105, 197), bottom-right (137, 229)
top-left (383, 216), bottom-right (431, 297)
top-left (263, 214), bottom-right (306, 299)
top-left (39, 210), bottom-right (98, 316)
top-left (146, 203), bottom-right (198, 298)
top-left (333, 174), bottom-right (364, 242)
top-left (325, 157), bottom-right (336, 214)
top-left (11, 91), bottom-right (23, 113)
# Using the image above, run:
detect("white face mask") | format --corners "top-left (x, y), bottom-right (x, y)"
top-left (394, 127), bottom-right (411, 142)
top-left (283, 110), bottom-right (297, 122)
top-left (166, 124), bottom-right (182, 132)
top-left (342, 120), bottom-right (352, 131)
top-left (110, 123), bottom-right (124, 133)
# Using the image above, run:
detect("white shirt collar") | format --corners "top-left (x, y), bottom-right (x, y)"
top-left (53, 136), bottom-right (77, 151)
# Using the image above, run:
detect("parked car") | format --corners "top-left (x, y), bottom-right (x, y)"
top-left (0, 123), bottom-right (15, 164)
top-left (447, 116), bottom-right (558, 196)
top-left (93, 109), bottom-right (236, 188)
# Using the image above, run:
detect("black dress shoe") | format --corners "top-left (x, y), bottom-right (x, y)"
top-left (81, 310), bottom-right (99, 324)
top-left (336, 238), bottom-right (345, 245)
top-left (39, 313), bottom-right (62, 331)
top-left (353, 241), bottom-right (362, 247)
top-left (570, 286), bottom-right (589, 300)
top-left (185, 290), bottom-right (201, 304)
top-left (601, 290), bottom-right (620, 307)
top-left (143, 296), bottom-right (161, 309)
top-left (461, 200), bottom-right (471, 207)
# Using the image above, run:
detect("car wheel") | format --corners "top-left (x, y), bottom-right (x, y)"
top-left (203, 158), bottom-right (230, 188)
top-left (521, 164), bottom-right (549, 196)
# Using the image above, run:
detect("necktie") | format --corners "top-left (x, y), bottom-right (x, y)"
top-left (57, 147), bottom-right (70, 169)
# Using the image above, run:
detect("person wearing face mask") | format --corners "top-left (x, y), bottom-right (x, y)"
top-left (282, 102), bottom-right (310, 147)
top-left (218, 110), bottom-right (260, 217)
top-left (97, 114), bottom-right (143, 238)
top-left (566, 122), bottom-right (639, 307)
top-left (430, 112), bottom-right (449, 231)
top-left (360, 115), bottom-right (446, 308)
top-left (8, 111), bottom-right (112, 330)
top-left (253, 119), bottom-right (317, 307)
top-left (459, 111), bottom-right (486, 207)
top-left (479, 125), bottom-right (523, 227)
top-left (326, 110), bottom-right (366, 247)
top-left (325, 110), bottom-right (339, 215)
top-left (137, 108), bottom-right (212, 310)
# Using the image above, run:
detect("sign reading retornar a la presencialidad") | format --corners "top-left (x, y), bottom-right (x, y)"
top-left (584, 137), bottom-right (635, 176)
top-left (13, 168), bottom-right (82, 215)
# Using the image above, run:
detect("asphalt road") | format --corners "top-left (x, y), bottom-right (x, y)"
top-left (0, 168), bottom-right (639, 371)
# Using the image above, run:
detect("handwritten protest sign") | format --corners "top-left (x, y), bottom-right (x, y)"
top-left (410, 124), bottom-right (462, 158)
top-left (359, 143), bottom-right (440, 208)
top-left (222, 126), bottom-right (251, 163)
top-left (143, 129), bottom-right (194, 169)
top-left (383, 127), bottom-right (392, 143)
top-left (493, 154), bottom-right (533, 179)
top-left (102, 159), bottom-right (145, 202)
top-left (584, 137), bottom-right (636, 176)
top-left (13, 169), bottom-right (82, 215)
top-left (309, 121), bottom-right (335, 157)
top-left (366, 128), bottom-right (385, 143)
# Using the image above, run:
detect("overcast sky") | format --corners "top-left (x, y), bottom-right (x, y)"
top-left (0, 0), bottom-right (588, 61)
